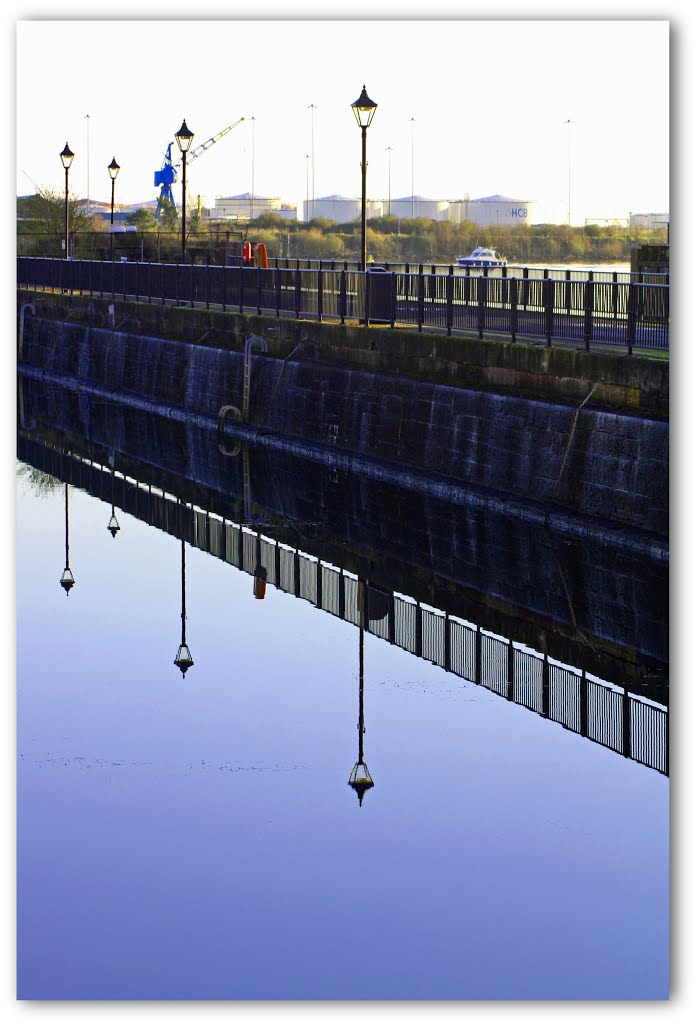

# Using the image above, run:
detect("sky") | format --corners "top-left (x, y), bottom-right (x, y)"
top-left (15, 18), bottom-right (670, 225)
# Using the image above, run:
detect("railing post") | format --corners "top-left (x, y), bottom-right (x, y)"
top-left (340, 269), bottom-right (347, 324)
top-left (293, 551), bottom-right (301, 598)
top-left (507, 639), bottom-right (515, 701)
top-left (584, 280), bottom-right (593, 351)
top-left (317, 265), bottom-right (323, 323)
top-left (627, 284), bottom-right (636, 356)
top-left (222, 264), bottom-right (227, 312)
top-left (338, 569), bottom-right (346, 619)
top-left (510, 277), bottom-right (518, 343)
top-left (443, 613), bottom-right (450, 671)
top-left (579, 670), bottom-right (588, 737)
top-left (295, 264), bottom-right (301, 319)
top-left (622, 689), bottom-right (632, 759)
top-left (417, 268), bottom-right (425, 332)
top-left (316, 559), bottom-right (323, 608)
top-left (446, 271), bottom-right (454, 336)
top-left (475, 626), bottom-right (482, 685)
top-left (364, 268), bottom-right (370, 327)
top-left (544, 278), bottom-right (554, 347)
top-left (257, 266), bottom-right (262, 315)
top-left (414, 602), bottom-right (422, 658)
top-left (477, 275), bottom-right (486, 339)
top-left (541, 654), bottom-right (550, 718)
top-left (190, 262), bottom-right (194, 308)
top-left (239, 265), bottom-right (245, 313)
top-left (275, 266), bottom-right (281, 317)
top-left (274, 540), bottom-right (281, 587)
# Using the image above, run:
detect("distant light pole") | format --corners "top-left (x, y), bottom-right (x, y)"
top-left (385, 146), bottom-right (394, 217)
top-left (308, 103), bottom-right (317, 220)
top-left (59, 142), bottom-right (74, 258)
top-left (305, 154), bottom-right (311, 221)
top-left (409, 117), bottom-right (416, 219)
top-left (84, 114), bottom-right (91, 212)
top-left (564, 119), bottom-right (572, 225)
top-left (352, 85), bottom-right (378, 270)
top-left (175, 119), bottom-right (194, 261)
top-left (250, 116), bottom-right (256, 220)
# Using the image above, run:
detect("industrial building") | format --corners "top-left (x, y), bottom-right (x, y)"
top-left (448, 195), bottom-right (536, 227)
top-left (207, 194), bottom-right (297, 222)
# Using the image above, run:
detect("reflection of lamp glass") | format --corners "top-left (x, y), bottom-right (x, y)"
top-left (348, 580), bottom-right (374, 805)
top-left (60, 483), bottom-right (75, 595)
top-left (174, 531), bottom-right (194, 676)
top-left (107, 507), bottom-right (120, 538)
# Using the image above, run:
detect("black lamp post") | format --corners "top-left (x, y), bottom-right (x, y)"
top-left (174, 535), bottom-right (194, 676)
top-left (60, 484), bottom-right (75, 595)
top-left (108, 157), bottom-right (120, 260)
top-left (348, 580), bottom-right (374, 805)
top-left (351, 86), bottom-right (377, 270)
top-left (108, 157), bottom-right (120, 224)
top-left (174, 119), bottom-right (194, 262)
top-left (59, 142), bottom-right (74, 259)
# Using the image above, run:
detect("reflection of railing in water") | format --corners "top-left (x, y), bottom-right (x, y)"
top-left (18, 434), bottom-right (668, 776)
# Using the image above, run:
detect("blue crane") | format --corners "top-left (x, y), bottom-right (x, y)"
top-left (154, 117), bottom-right (245, 219)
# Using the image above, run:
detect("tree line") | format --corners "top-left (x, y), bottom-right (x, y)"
top-left (17, 190), bottom-right (667, 265)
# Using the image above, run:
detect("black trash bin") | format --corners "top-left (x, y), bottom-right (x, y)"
top-left (366, 266), bottom-right (395, 324)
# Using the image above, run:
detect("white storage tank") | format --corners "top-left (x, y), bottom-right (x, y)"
top-left (388, 195), bottom-right (449, 221)
top-left (449, 195), bottom-right (536, 226)
top-left (305, 195), bottom-right (383, 223)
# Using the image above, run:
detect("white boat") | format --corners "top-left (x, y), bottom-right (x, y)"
top-left (457, 247), bottom-right (507, 268)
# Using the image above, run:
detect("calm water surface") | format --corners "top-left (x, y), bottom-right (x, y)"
top-left (16, 451), bottom-right (668, 1000)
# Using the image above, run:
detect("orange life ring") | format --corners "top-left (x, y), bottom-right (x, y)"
top-left (254, 242), bottom-right (268, 268)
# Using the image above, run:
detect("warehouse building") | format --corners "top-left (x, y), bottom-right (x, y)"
top-left (207, 194), bottom-right (297, 221)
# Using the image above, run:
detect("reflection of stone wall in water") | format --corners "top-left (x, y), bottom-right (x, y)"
top-left (19, 318), bottom-right (668, 536)
top-left (18, 377), bottom-right (668, 670)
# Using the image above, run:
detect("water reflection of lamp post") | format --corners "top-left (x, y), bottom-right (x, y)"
top-left (107, 457), bottom-right (120, 537)
top-left (59, 142), bottom-right (74, 259)
top-left (348, 580), bottom-right (374, 805)
top-left (352, 86), bottom-right (378, 270)
top-left (175, 119), bottom-right (194, 262)
top-left (107, 505), bottom-right (120, 538)
top-left (59, 484), bottom-right (75, 595)
top-left (174, 533), bottom-right (194, 676)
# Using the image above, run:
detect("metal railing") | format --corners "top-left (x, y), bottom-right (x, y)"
top-left (18, 256), bottom-right (669, 353)
top-left (18, 433), bottom-right (668, 776)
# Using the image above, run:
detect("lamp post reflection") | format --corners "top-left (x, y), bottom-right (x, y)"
top-left (348, 580), bottom-right (374, 805)
top-left (107, 457), bottom-right (120, 538)
top-left (107, 505), bottom-right (120, 538)
top-left (174, 529), bottom-right (194, 676)
top-left (59, 484), bottom-right (75, 595)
